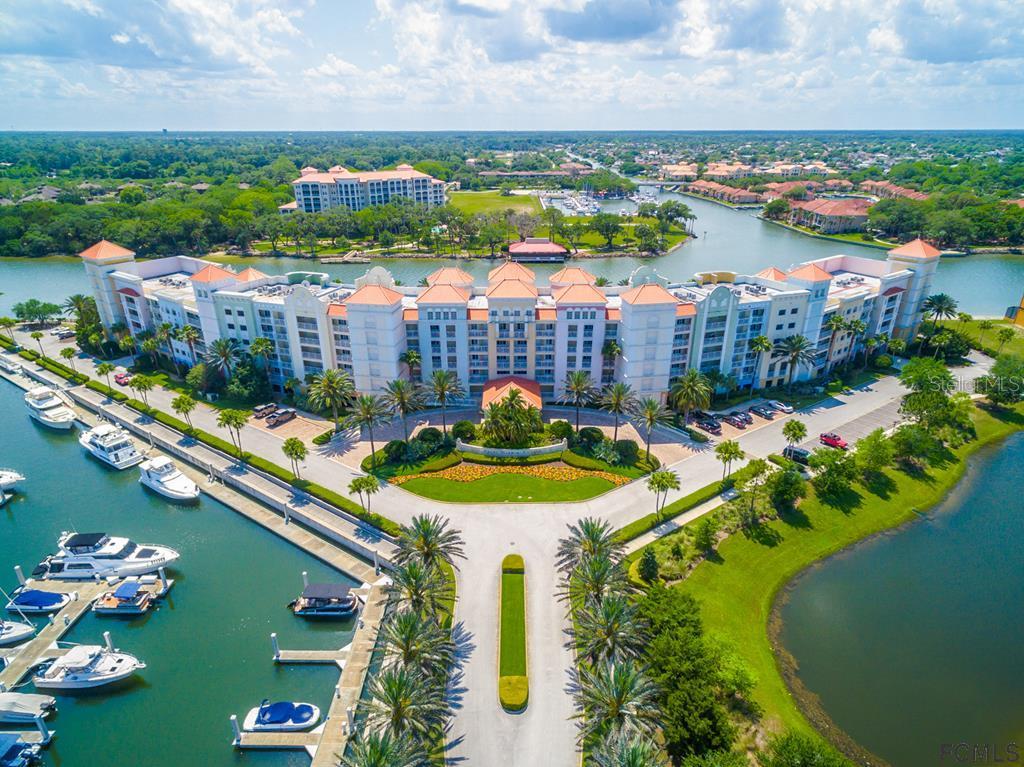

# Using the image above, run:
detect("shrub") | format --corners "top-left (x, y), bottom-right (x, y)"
top-left (613, 439), bottom-right (640, 465)
top-left (767, 453), bottom-right (797, 470)
top-left (873, 353), bottom-right (893, 369)
top-left (502, 553), bottom-right (525, 573)
top-left (312, 428), bottom-right (335, 446)
top-left (577, 426), bottom-right (604, 449)
top-left (615, 476), bottom-right (729, 543)
top-left (499, 676), bottom-right (529, 712)
top-left (292, 479), bottom-right (402, 537)
top-left (769, 468), bottom-right (807, 510)
top-left (85, 380), bottom-right (128, 402)
top-left (560, 450), bottom-right (605, 471)
top-left (417, 427), bottom-right (443, 444)
top-left (383, 439), bottom-right (408, 463)
top-left (451, 420), bottom-right (476, 442)
top-left (547, 420), bottom-right (574, 442)
top-left (418, 452), bottom-right (462, 473)
top-left (592, 440), bottom-right (621, 465)
top-left (684, 426), bottom-right (710, 443)
top-left (0, 335), bottom-right (14, 350)
top-left (461, 452), bottom-right (560, 466)
top-left (638, 547), bottom-right (659, 582)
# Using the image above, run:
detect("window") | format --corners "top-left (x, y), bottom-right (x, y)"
top-left (778, 309), bottom-right (786, 316)
top-left (790, 307), bottom-right (798, 314)
top-left (775, 324), bottom-right (783, 331)
top-left (788, 322), bottom-right (796, 329)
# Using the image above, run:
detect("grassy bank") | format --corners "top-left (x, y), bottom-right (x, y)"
top-left (758, 215), bottom-right (898, 250)
top-left (673, 403), bottom-right (1024, 748)
top-left (937, 318), bottom-right (1024, 356)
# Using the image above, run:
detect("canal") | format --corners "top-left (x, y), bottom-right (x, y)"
top-left (2, 193), bottom-right (1022, 317)
top-left (778, 432), bottom-right (1024, 767)
top-left (0, 380), bottom-right (359, 766)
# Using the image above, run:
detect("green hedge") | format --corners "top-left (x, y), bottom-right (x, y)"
top-left (462, 451), bottom-right (561, 466)
top-left (685, 426), bottom-right (710, 443)
top-left (0, 335), bottom-right (15, 350)
top-left (502, 553), bottom-right (525, 573)
top-left (499, 553), bottom-right (528, 712)
top-left (18, 350), bottom-right (39, 361)
top-left (768, 453), bottom-right (797, 470)
top-left (615, 475), bottom-right (734, 543)
top-left (292, 479), bottom-right (402, 538)
top-left (85, 380), bottom-right (129, 402)
top-left (311, 428), bottom-right (336, 446)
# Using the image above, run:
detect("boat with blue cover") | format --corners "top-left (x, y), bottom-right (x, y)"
top-left (0, 733), bottom-right (41, 767)
top-left (242, 699), bottom-right (321, 732)
top-left (5, 589), bottom-right (69, 615)
top-left (288, 583), bottom-right (358, 618)
top-left (93, 580), bottom-right (153, 615)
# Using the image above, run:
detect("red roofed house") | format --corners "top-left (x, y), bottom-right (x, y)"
top-left (508, 237), bottom-right (568, 263)
top-left (789, 197), bottom-right (872, 233)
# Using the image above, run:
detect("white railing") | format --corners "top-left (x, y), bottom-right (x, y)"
top-left (456, 438), bottom-right (567, 458)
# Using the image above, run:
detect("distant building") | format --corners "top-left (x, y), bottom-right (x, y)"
top-left (860, 180), bottom-right (928, 201)
top-left (290, 164), bottom-right (446, 213)
top-left (659, 163), bottom-right (698, 181)
top-left (686, 180), bottom-right (763, 205)
top-left (703, 162), bottom-right (754, 180)
top-left (789, 198), bottom-right (872, 233)
top-left (508, 238), bottom-right (568, 263)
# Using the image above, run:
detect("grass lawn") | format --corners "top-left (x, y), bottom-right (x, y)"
top-left (398, 473), bottom-right (616, 502)
top-left (672, 403), bottom-right (1024, 743)
top-left (449, 191), bottom-right (541, 215)
top-left (937, 318), bottom-right (1024, 356)
top-left (499, 554), bottom-right (528, 711)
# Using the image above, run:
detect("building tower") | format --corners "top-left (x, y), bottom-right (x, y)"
top-left (78, 240), bottom-right (137, 331)
top-left (886, 238), bottom-right (941, 340)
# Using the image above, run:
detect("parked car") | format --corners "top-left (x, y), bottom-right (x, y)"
top-left (721, 414), bottom-right (747, 429)
top-left (732, 410), bottom-right (754, 425)
top-left (750, 405), bottom-right (775, 419)
top-left (695, 419), bottom-right (722, 435)
top-left (55, 328), bottom-right (75, 340)
top-left (266, 408), bottom-right (297, 427)
top-left (252, 403), bottom-right (277, 418)
top-left (782, 445), bottom-right (811, 465)
top-left (819, 432), bottom-right (849, 450)
top-left (692, 410), bottom-right (720, 423)
top-left (114, 372), bottom-right (131, 386)
top-left (767, 399), bottom-right (794, 414)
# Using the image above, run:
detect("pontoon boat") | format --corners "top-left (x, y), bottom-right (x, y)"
top-left (92, 580), bottom-right (153, 616)
top-left (288, 583), bottom-right (358, 618)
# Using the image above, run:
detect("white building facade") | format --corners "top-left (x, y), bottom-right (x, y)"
top-left (287, 164), bottom-right (446, 214)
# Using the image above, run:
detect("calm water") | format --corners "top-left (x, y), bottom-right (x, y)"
top-left (0, 380), bottom-right (359, 766)
top-left (1, 193), bottom-right (1022, 315)
top-left (779, 433), bottom-right (1024, 766)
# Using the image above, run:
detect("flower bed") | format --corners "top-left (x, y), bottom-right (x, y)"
top-left (390, 461), bottom-right (631, 487)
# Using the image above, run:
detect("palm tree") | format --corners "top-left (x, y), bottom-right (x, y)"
top-left (0, 317), bottom-right (18, 344)
top-left (176, 324), bottom-right (200, 365)
top-left (782, 418), bottom-right (807, 448)
top-left (565, 554), bottom-right (629, 609)
top-left (96, 362), bottom-right (115, 393)
top-left (631, 397), bottom-right (670, 462)
top-left (141, 336), bottom-right (160, 369)
top-left (714, 439), bottom-right (744, 481)
top-left (307, 368), bottom-right (355, 433)
top-left (395, 514), bottom-right (467, 571)
top-left (957, 312), bottom-right (973, 328)
top-left (131, 373), bottom-right (155, 407)
top-left (996, 327), bottom-right (1016, 354)
top-left (822, 314), bottom-right (848, 372)
top-left (282, 437), bottom-right (307, 478)
top-left (846, 318), bottom-right (867, 366)
top-left (922, 293), bottom-right (959, 334)
top-left (118, 334), bottom-right (137, 363)
top-left (364, 665), bottom-right (446, 739)
top-left (349, 395), bottom-right (391, 470)
top-left (383, 378), bottom-right (427, 447)
top-left (574, 661), bottom-right (661, 746)
top-left (217, 408), bottom-right (248, 458)
top-left (590, 732), bottom-right (667, 767)
top-left (249, 337), bottom-right (274, 389)
top-left (600, 382), bottom-right (636, 441)
top-left (59, 346), bottom-right (77, 371)
top-left (556, 517), bottom-right (624, 574)
top-left (668, 369), bottom-right (711, 424)
top-left (428, 369), bottom-right (465, 435)
top-left (340, 731), bottom-right (428, 767)
top-left (862, 335), bottom-right (878, 367)
top-left (602, 339), bottom-right (621, 371)
top-left (562, 369), bottom-right (597, 433)
top-left (30, 331), bottom-right (44, 356)
top-left (386, 560), bottom-right (453, 618)
top-left (977, 319), bottom-right (994, 347)
top-left (772, 335), bottom-right (816, 392)
top-left (382, 610), bottom-right (455, 677)
top-left (399, 349), bottom-right (422, 381)
top-left (645, 470), bottom-right (679, 518)
top-left (931, 330), bottom-right (953, 359)
top-left (171, 393), bottom-right (197, 430)
top-left (574, 593), bottom-right (646, 667)
top-left (62, 294), bottom-right (92, 321)
top-left (205, 337), bottom-right (242, 380)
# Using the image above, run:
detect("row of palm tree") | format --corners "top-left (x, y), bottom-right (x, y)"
top-left (344, 515), bottom-right (465, 767)
top-left (558, 518), bottom-right (663, 760)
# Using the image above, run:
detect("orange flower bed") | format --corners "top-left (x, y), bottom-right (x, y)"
top-left (391, 461), bottom-right (630, 487)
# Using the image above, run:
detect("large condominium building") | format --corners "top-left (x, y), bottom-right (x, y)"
top-left (286, 164), bottom-right (446, 214)
top-left (81, 239), bottom-right (939, 402)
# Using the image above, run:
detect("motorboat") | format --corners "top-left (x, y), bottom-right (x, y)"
top-left (33, 531), bottom-right (179, 581)
top-left (93, 580), bottom-right (154, 616)
top-left (0, 618), bottom-right (35, 647)
top-left (0, 734), bottom-right (41, 767)
top-left (24, 387), bottom-right (76, 430)
top-left (33, 643), bottom-right (145, 690)
top-left (5, 589), bottom-right (70, 614)
top-left (0, 692), bottom-right (56, 724)
top-left (78, 424), bottom-right (144, 469)
top-left (138, 457), bottom-right (199, 501)
top-left (242, 700), bottom-right (321, 732)
top-left (0, 353), bottom-right (22, 374)
top-left (288, 583), bottom-right (358, 618)
top-left (0, 469), bottom-right (24, 492)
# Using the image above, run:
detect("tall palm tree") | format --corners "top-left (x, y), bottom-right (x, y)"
top-left (574, 593), bottom-right (646, 666)
top-left (395, 514), bottom-right (467, 571)
top-left (141, 336), bottom-right (160, 369)
top-left (62, 294), bottom-right (93, 321)
top-left (645, 470), bottom-right (679, 518)
top-left (30, 331), bottom-right (44, 357)
top-left (590, 732), bottom-right (667, 767)
top-left (383, 378), bottom-right (427, 447)
top-left (602, 339), bottom-right (621, 370)
top-left (714, 439), bottom-right (744, 481)
top-left (307, 368), bottom-right (355, 433)
top-left (382, 610), bottom-right (455, 677)
top-left (118, 334), bottom-right (137, 363)
top-left (386, 560), bottom-right (453, 618)
top-left (59, 346), bottom-right (77, 371)
top-left (364, 665), bottom-right (446, 740)
top-left (249, 336), bottom-right (274, 389)
top-left (96, 362), bottom-right (115, 392)
top-left (846, 318), bottom-right (867, 365)
top-left (281, 436), bottom-right (308, 478)
top-left (562, 369), bottom-right (597, 433)
top-left (668, 369), bottom-right (711, 424)
top-left (600, 382), bottom-right (636, 442)
top-left (340, 731), bottom-right (428, 767)
top-left (429, 369), bottom-right (465, 435)
top-left (772, 335), bottom-right (816, 392)
top-left (922, 292), bottom-right (959, 334)
top-left (977, 319), bottom-right (994, 347)
top-left (0, 317), bottom-right (17, 344)
top-left (205, 337), bottom-right (242, 380)
top-left (631, 397), bottom-right (670, 462)
top-left (399, 349), bottom-right (422, 381)
top-left (822, 314), bottom-right (848, 372)
top-left (216, 408), bottom-right (248, 458)
top-left (175, 324), bottom-right (200, 365)
top-left (574, 661), bottom-right (661, 746)
top-left (556, 517), bottom-right (625, 574)
top-left (348, 394), bottom-right (391, 470)
top-left (564, 554), bottom-right (629, 609)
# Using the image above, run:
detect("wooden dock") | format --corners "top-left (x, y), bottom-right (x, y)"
top-left (237, 730), bottom-right (322, 750)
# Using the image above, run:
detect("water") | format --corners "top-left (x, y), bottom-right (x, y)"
top-left (0, 193), bottom-right (1021, 316)
top-left (0, 380), bottom-right (359, 766)
top-left (779, 434), bottom-right (1024, 766)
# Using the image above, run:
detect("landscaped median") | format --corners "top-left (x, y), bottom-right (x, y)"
top-left (498, 554), bottom-right (528, 712)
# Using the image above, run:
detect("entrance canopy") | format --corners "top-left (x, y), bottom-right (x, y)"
top-left (481, 376), bottom-right (542, 411)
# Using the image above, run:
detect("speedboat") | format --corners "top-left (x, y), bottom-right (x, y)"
top-left (0, 618), bottom-right (35, 647)
top-left (24, 387), bottom-right (76, 430)
top-left (78, 424), bottom-right (144, 469)
top-left (242, 700), bottom-right (321, 732)
top-left (93, 580), bottom-right (153, 616)
top-left (0, 469), bottom-right (24, 492)
top-left (138, 457), bottom-right (199, 501)
top-left (0, 692), bottom-right (56, 724)
top-left (5, 589), bottom-right (70, 614)
top-left (0, 734), bottom-right (41, 767)
top-left (33, 531), bottom-right (179, 581)
top-left (33, 644), bottom-right (145, 690)
top-left (288, 583), bottom-right (359, 618)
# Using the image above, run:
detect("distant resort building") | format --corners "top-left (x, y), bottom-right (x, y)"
top-left (286, 164), bottom-right (446, 214)
top-left (788, 198), bottom-right (872, 234)
top-left (685, 180), bottom-right (764, 205)
top-left (508, 238), bottom-right (568, 263)
top-left (860, 180), bottom-right (929, 201)
top-left (659, 163), bottom-right (699, 181)
top-left (703, 162), bottom-right (755, 180)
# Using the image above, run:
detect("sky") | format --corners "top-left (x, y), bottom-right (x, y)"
top-left (0, 0), bottom-right (1022, 131)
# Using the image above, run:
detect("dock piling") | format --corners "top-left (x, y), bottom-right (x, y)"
top-left (34, 714), bottom-right (51, 745)
top-left (302, 570), bottom-right (308, 588)
top-left (230, 714), bottom-right (241, 744)
top-left (159, 568), bottom-right (168, 591)
top-left (103, 631), bottom-right (113, 652)
top-left (14, 566), bottom-right (25, 586)
top-left (373, 549), bottom-right (379, 575)
top-left (334, 685), bottom-right (340, 699)
top-left (271, 632), bottom-right (280, 661)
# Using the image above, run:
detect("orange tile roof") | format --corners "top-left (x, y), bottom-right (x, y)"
top-left (416, 284), bottom-right (469, 304)
top-left (326, 304), bottom-right (347, 318)
top-left (620, 283), bottom-right (677, 305)
top-left (481, 376), bottom-right (542, 411)
top-left (787, 263), bottom-right (833, 282)
top-left (190, 264), bottom-right (237, 284)
top-left (536, 308), bottom-right (557, 320)
top-left (888, 238), bottom-right (942, 259)
top-left (553, 283), bottom-right (607, 305)
top-left (79, 239), bottom-right (135, 261)
top-left (486, 279), bottom-right (538, 299)
top-left (756, 266), bottom-right (788, 281)
top-left (343, 284), bottom-right (404, 306)
top-left (426, 267), bottom-right (474, 286)
top-left (235, 267), bottom-right (267, 282)
top-left (548, 266), bottom-right (595, 285)
top-left (468, 308), bottom-right (489, 321)
top-left (676, 303), bottom-right (697, 317)
top-left (488, 261), bottom-right (535, 283)
top-left (605, 308), bottom-right (621, 321)
top-left (403, 308), bottom-right (419, 321)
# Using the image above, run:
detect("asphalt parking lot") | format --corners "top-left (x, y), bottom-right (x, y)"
top-left (798, 397), bottom-right (903, 450)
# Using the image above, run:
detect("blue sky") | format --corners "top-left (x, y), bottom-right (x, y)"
top-left (1, 0), bottom-right (1021, 130)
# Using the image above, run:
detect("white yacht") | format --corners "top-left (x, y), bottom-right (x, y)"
top-left (24, 386), bottom-right (76, 430)
top-left (0, 469), bottom-right (24, 492)
top-left (0, 692), bottom-right (56, 724)
top-left (138, 457), bottom-right (199, 501)
top-left (78, 424), bottom-right (144, 469)
top-left (0, 618), bottom-right (35, 647)
top-left (33, 531), bottom-right (179, 581)
top-left (32, 644), bottom-right (145, 690)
